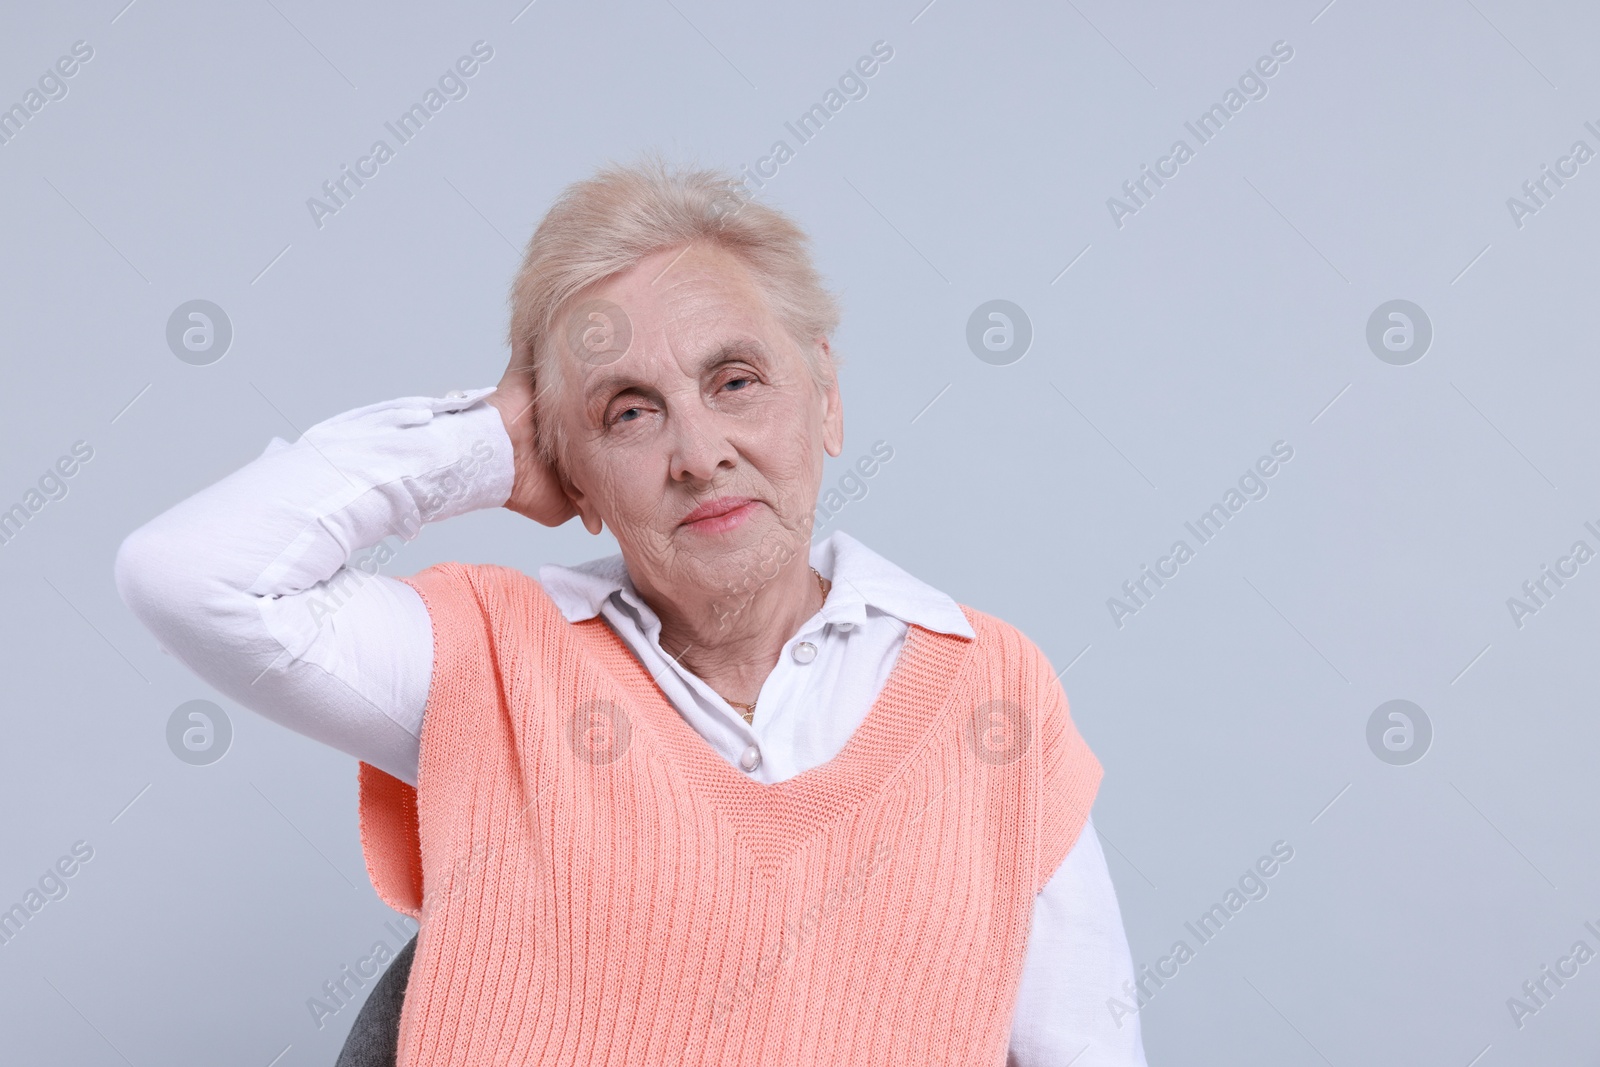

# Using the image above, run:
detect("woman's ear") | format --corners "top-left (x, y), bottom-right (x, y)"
top-left (562, 469), bottom-right (605, 535)
top-left (818, 338), bottom-right (844, 458)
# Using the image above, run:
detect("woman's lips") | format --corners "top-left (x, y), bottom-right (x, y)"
top-left (680, 496), bottom-right (758, 533)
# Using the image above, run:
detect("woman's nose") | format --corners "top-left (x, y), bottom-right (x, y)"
top-left (668, 409), bottom-right (738, 484)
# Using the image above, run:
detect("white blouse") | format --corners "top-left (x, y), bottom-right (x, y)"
top-left (113, 387), bottom-right (1148, 1066)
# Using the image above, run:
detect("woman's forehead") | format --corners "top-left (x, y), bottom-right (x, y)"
top-left (567, 251), bottom-right (784, 366)
top-left (543, 241), bottom-right (809, 409)
top-left (594, 242), bottom-right (769, 321)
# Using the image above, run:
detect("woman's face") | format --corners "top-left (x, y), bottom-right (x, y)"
top-left (547, 241), bottom-right (843, 608)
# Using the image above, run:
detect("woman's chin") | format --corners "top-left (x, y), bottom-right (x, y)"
top-left (666, 515), bottom-right (793, 583)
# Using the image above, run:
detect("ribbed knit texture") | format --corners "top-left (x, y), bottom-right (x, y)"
top-left (357, 561), bottom-right (1102, 1066)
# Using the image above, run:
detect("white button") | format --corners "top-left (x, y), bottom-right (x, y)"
top-left (740, 745), bottom-right (762, 772)
top-left (792, 641), bottom-right (817, 664)
top-left (836, 621), bottom-right (855, 633)
top-left (444, 389), bottom-right (469, 399)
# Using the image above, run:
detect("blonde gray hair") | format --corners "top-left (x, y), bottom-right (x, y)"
top-left (507, 152), bottom-right (842, 468)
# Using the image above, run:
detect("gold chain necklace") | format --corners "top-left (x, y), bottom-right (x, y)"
top-left (725, 567), bottom-right (829, 725)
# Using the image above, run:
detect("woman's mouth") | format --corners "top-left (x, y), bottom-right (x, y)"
top-left (680, 496), bottom-right (759, 534)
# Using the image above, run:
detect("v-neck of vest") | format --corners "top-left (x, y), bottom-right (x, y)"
top-left (571, 610), bottom-right (975, 860)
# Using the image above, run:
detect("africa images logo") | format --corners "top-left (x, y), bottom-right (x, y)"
top-left (1105, 40), bottom-right (1295, 229)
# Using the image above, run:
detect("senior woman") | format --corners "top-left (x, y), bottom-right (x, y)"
top-left (115, 159), bottom-right (1147, 1066)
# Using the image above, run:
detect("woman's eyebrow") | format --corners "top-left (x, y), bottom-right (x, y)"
top-left (701, 338), bottom-right (770, 369)
top-left (582, 339), bottom-right (773, 405)
top-left (582, 370), bottom-right (644, 406)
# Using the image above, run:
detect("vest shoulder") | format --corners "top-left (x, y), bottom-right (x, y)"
top-left (402, 560), bottom-right (558, 616)
top-left (953, 604), bottom-right (1049, 663)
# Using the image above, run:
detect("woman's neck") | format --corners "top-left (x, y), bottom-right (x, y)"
top-left (649, 557), bottom-right (825, 707)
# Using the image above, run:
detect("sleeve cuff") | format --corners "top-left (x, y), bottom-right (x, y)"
top-left (414, 387), bottom-right (516, 517)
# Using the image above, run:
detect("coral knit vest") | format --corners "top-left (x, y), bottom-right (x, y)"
top-left (357, 561), bottom-right (1102, 1066)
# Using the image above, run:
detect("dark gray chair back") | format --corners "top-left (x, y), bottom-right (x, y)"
top-left (334, 934), bottom-right (417, 1067)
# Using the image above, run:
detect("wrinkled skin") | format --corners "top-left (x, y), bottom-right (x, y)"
top-left (485, 241), bottom-right (843, 704)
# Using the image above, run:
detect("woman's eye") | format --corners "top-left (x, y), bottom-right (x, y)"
top-left (614, 407), bottom-right (640, 423)
top-left (723, 376), bottom-right (753, 392)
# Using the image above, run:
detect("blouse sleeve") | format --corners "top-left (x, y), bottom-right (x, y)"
top-left (356, 560), bottom-right (499, 916)
top-left (1033, 657), bottom-right (1103, 896)
top-left (113, 387), bottom-right (513, 785)
top-left (1009, 819), bottom-right (1149, 1065)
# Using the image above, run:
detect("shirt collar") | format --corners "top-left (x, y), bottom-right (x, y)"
top-left (537, 529), bottom-right (975, 639)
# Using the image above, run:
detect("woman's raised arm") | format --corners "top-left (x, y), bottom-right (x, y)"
top-left (112, 388), bottom-right (515, 784)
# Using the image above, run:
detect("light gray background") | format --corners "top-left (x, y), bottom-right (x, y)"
top-left (2, 0), bottom-right (1597, 1063)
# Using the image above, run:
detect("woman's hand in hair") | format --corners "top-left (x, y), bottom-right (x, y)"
top-left (483, 342), bottom-right (582, 529)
